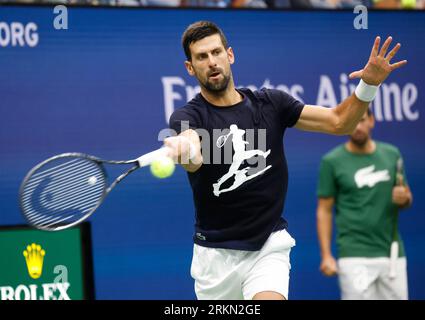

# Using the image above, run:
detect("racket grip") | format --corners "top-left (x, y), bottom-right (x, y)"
top-left (389, 241), bottom-right (399, 279)
top-left (136, 147), bottom-right (171, 167)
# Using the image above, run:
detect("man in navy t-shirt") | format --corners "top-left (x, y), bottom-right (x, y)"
top-left (163, 21), bottom-right (406, 300)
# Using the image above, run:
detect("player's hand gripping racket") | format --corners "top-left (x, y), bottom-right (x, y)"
top-left (389, 157), bottom-right (403, 279)
top-left (19, 148), bottom-right (170, 231)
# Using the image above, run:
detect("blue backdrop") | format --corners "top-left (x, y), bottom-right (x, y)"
top-left (0, 6), bottom-right (424, 299)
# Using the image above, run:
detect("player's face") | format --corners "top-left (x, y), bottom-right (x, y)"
top-left (185, 34), bottom-right (234, 93)
top-left (350, 112), bottom-right (375, 147)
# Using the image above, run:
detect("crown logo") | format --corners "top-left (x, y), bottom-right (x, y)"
top-left (23, 243), bottom-right (46, 279)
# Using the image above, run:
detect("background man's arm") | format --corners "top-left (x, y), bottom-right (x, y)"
top-left (317, 197), bottom-right (338, 276)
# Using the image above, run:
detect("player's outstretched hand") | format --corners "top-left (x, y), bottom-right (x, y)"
top-left (349, 36), bottom-right (407, 86)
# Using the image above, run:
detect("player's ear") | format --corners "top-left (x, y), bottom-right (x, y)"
top-left (227, 47), bottom-right (235, 65)
top-left (184, 60), bottom-right (195, 76)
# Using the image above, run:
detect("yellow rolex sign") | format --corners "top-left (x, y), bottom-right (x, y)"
top-left (0, 223), bottom-right (94, 300)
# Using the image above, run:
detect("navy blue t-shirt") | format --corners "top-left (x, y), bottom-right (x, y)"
top-left (169, 88), bottom-right (304, 251)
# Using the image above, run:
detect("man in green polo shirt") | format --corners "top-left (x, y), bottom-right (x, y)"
top-left (316, 109), bottom-right (413, 300)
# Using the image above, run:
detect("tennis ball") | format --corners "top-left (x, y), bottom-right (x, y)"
top-left (150, 156), bottom-right (175, 179)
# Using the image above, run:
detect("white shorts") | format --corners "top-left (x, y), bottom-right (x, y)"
top-left (190, 229), bottom-right (296, 300)
top-left (337, 257), bottom-right (408, 300)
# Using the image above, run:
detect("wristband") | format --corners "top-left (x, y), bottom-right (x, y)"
top-left (355, 79), bottom-right (380, 102)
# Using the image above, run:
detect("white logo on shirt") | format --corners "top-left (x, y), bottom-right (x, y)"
top-left (354, 165), bottom-right (390, 188)
top-left (212, 124), bottom-right (272, 197)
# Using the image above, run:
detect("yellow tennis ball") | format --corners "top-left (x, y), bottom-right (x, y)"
top-left (150, 156), bottom-right (175, 179)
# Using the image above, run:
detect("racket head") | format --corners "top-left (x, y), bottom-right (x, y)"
top-left (19, 153), bottom-right (108, 231)
top-left (216, 135), bottom-right (227, 148)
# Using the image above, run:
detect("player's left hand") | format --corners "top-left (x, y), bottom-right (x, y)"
top-left (392, 175), bottom-right (411, 207)
top-left (349, 36), bottom-right (407, 86)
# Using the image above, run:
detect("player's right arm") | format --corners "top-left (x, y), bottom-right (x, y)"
top-left (164, 129), bottom-right (203, 173)
top-left (317, 197), bottom-right (338, 277)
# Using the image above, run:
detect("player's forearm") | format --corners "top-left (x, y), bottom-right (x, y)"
top-left (332, 93), bottom-right (370, 135)
top-left (332, 35), bottom-right (407, 134)
top-left (317, 208), bottom-right (334, 258)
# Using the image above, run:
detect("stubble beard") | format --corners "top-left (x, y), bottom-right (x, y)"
top-left (198, 69), bottom-right (232, 94)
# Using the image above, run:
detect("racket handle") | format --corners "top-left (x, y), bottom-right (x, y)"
top-left (136, 147), bottom-right (171, 167)
top-left (389, 241), bottom-right (399, 279)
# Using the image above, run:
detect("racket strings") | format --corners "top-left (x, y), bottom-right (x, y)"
top-left (24, 159), bottom-right (94, 188)
top-left (21, 157), bottom-right (106, 229)
top-left (22, 168), bottom-right (101, 205)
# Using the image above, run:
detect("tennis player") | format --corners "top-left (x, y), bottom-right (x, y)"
top-left (316, 109), bottom-right (413, 299)
top-left (164, 21), bottom-right (407, 300)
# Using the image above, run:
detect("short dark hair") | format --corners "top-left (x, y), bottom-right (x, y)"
top-left (182, 21), bottom-right (228, 61)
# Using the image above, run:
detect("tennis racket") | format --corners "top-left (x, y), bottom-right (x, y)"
top-left (19, 147), bottom-right (170, 231)
top-left (389, 157), bottom-right (403, 279)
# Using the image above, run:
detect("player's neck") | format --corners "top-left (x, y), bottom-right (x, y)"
top-left (200, 81), bottom-right (242, 107)
top-left (346, 139), bottom-right (376, 154)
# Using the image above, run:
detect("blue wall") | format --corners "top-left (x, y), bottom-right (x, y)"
top-left (0, 6), bottom-right (424, 299)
